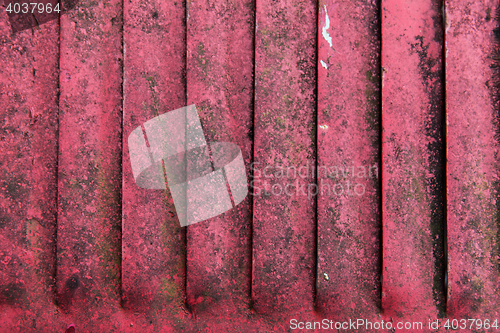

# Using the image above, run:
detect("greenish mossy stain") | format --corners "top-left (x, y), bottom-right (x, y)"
top-left (322, 107), bottom-right (330, 117)
top-left (408, 174), bottom-right (425, 203)
top-left (283, 94), bottom-right (293, 107)
top-left (365, 70), bottom-right (378, 84)
top-left (197, 43), bottom-right (209, 73)
top-left (143, 74), bottom-right (160, 116)
top-left (258, 28), bottom-right (272, 50)
top-left (95, 154), bottom-right (121, 301)
top-left (261, 68), bottom-right (272, 77)
top-left (471, 276), bottom-right (485, 295)
top-left (145, 75), bottom-right (156, 88)
top-left (160, 277), bottom-right (180, 298)
top-left (26, 219), bottom-right (43, 278)
top-left (274, 116), bottom-right (286, 131)
top-left (156, 193), bottom-right (186, 317)
top-left (68, 178), bottom-right (84, 190)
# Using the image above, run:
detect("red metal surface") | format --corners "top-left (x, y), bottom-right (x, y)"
top-left (252, 0), bottom-right (317, 315)
top-left (445, 0), bottom-right (500, 319)
top-left (122, 0), bottom-right (187, 329)
top-left (381, 0), bottom-right (446, 322)
top-left (186, 0), bottom-right (254, 316)
top-left (56, 0), bottom-right (123, 329)
top-left (2, 0), bottom-right (500, 331)
top-left (316, 0), bottom-right (381, 321)
top-left (0, 13), bottom-right (59, 332)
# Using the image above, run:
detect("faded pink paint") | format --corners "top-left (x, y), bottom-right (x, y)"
top-left (252, 0), bottom-right (317, 314)
top-left (316, 0), bottom-right (381, 320)
top-left (186, 0), bottom-right (254, 315)
top-left (4, 0), bottom-right (500, 331)
top-left (121, 0), bottom-right (188, 329)
top-left (55, 0), bottom-right (123, 330)
top-left (446, 0), bottom-right (500, 319)
top-left (0, 14), bottom-right (59, 332)
top-left (382, 0), bottom-right (446, 322)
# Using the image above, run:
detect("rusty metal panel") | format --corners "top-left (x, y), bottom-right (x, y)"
top-left (0, 8), bottom-right (59, 331)
top-left (381, 0), bottom-right (446, 321)
top-left (316, 0), bottom-right (382, 320)
top-left (445, 0), bottom-right (500, 319)
top-left (2, 0), bottom-right (500, 331)
top-left (251, 0), bottom-right (317, 315)
top-left (121, 0), bottom-right (188, 330)
top-left (185, 0), bottom-right (254, 317)
top-left (55, 0), bottom-right (123, 330)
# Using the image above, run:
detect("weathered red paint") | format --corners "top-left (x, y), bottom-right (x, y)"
top-left (121, 0), bottom-right (188, 329)
top-left (185, 0), bottom-right (254, 315)
top-left (445, 0), bottom-right (500, 319)
top-left (382, 0), bottom-right (446, 322)
top-left (55, 0), bottom-right (122, 330)
top-left (4, 0), bottom-right (500, 331)
top-left (252, 0), bottom-right (317, 314)
top-left (0, 15), bottom-right (59, 331)
top-left (316, 0), bottom-right (381, 321)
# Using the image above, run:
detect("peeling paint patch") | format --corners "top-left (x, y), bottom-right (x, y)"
top-left (319, 124), bottom-right (329, 130)
top-left (320, 60), bottom-right (328, 69)
top-left (322, 6), bottom-right (333, 48)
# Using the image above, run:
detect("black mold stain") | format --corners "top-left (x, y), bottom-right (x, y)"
top-left (490, 3), bottom-right (500, 295)
top-left (408, 0), bottom-right (446, 318)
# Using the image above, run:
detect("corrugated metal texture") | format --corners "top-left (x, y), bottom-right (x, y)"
top-left (122, 0), bottom-right (187, 322)
top-left (55, 0), bottom-right (123, 327)
top-left (185, 0), bottom-right (254, 317)
top-left (0, 4), bottom-right (59, 331)
top-left (1, 0), bottom-right (500, 331)
top-left (252, 0), bottom-right (317, 315)
top-left (316, 0), bottom-right (381, 322)
top-left (446, 0), bottom-right (500, 319)
top-left (381, 0), bottom-right (446, 321)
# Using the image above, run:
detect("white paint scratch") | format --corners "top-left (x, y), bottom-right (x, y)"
top-left (319, 124), bottom-right (329, 130)
top-left (322, 5), bottom-right (333, 48)
top-left (320, 60), bottom-right (328, 69)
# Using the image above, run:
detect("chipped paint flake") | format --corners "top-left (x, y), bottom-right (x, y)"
top-left (322, 6), bottom-right (333, 48)
top-left (319, 124), bottom-right (329, 130)
top-left (320, 60), bottom-right (328, 69)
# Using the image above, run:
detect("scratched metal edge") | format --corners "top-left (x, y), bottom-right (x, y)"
top-left (185, 0), bottom-right (254, 316)
top-left (0, 13), bottom-right (60, 333)
top-left (445, 0), bottom-right (500, 319)
top-left (315, 0), bottom-right (382, 320)
top-left (251, 0), bottom-right (317, 315)
top-left (381, 0), bottom-right (446, 321)
top-left (55, 0), bottom-right (123, 330)
top-left (121, 0), bottom-right (189, 330)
